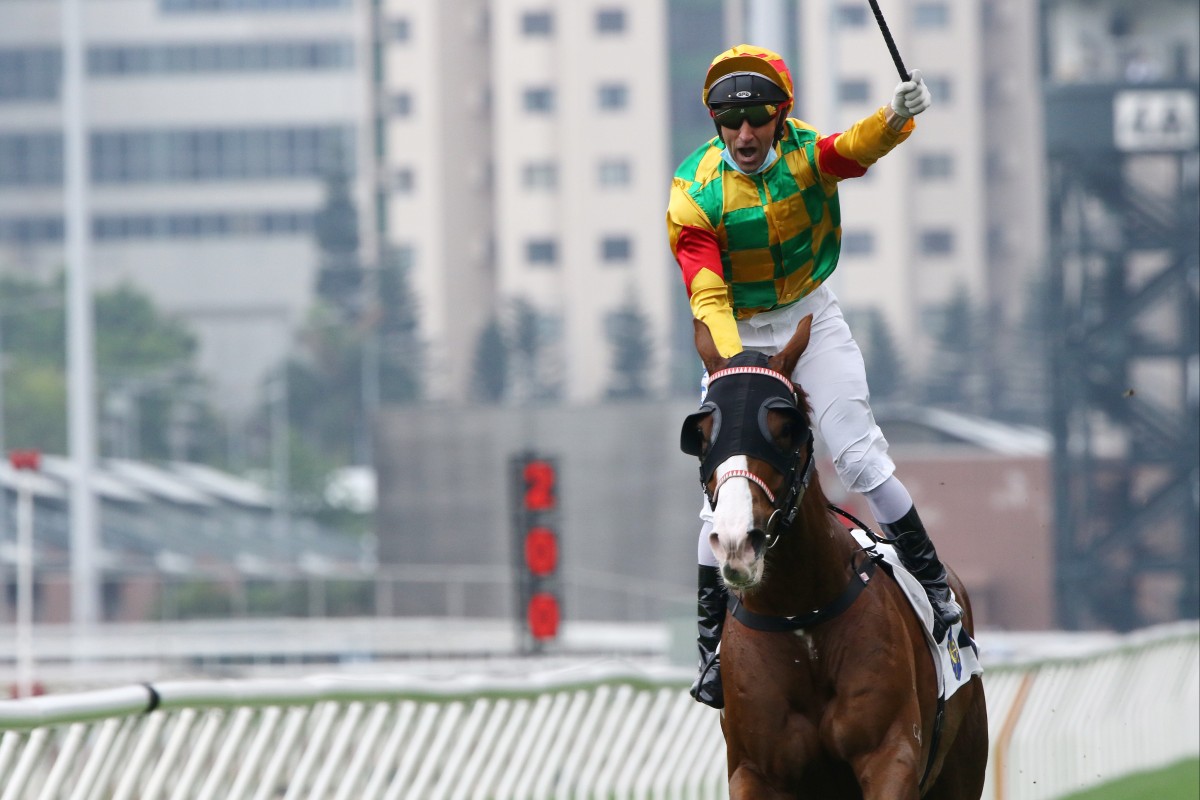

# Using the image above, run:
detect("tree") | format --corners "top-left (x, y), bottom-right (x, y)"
top-left (0, 275), bottom-right (222, 461)
top-left (313, 148), bottom-right (363, 320)
top-left (375, 246), bottom-right (422, 405)
top-left (510, 297), bottom-right (562, 403)
top-left (861, 309), bottom-right (905, 402)
top-left (605, 293), bottom-right (653, 399)
top-left (922, 287), bottom-right (987, 413)
top-left (473, 316), bottom-right (509, 404)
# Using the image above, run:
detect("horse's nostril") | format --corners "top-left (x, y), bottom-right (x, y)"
top-left (747, 528), bottom-right (767, 556)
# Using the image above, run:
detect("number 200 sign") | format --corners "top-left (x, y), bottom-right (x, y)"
top-left (511, 454), bottom-right (561, 647)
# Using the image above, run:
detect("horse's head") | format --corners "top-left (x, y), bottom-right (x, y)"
top-left (680, 316), bottom-right (814, 590)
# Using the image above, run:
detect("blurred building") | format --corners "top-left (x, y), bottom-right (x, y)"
top-left (374, 1), bottom-right (674, 402)
top-left (0, 0), bottom-right (1051, 415)
top-left (783, 0), bottom-right (1045, 384)
top-left (0, 0), bottom-right (373, 420)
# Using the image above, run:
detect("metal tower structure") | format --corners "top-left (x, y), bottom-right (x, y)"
top-left (1043, 3), bottom-right (1199, 630)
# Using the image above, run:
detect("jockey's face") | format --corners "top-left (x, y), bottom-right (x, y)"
top-left (719, 113), bottom-right (777, 173)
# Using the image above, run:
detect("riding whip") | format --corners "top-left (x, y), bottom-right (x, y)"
top-left (866, 0), bottom-right (910, 81)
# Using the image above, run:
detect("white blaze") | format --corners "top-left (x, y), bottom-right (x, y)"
top-left (708, 456), bottom-right (761, 585)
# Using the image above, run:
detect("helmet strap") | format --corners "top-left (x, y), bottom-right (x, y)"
top-left (772, 105), bottom-right (791, 144)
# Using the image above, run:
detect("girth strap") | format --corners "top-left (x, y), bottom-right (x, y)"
top-left (729, 554), bottom-right (878, 632)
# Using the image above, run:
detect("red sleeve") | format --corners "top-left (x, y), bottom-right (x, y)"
top-left (816, 133), bottom-right (868, 179)
top-left (675, 225), bottom-right (724, 296)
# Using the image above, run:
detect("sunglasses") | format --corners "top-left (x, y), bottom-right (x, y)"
top-left (710, 104), bottom-right (779, 129)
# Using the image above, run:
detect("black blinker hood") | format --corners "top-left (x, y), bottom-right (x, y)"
top-left (680, 351), bottom-right (806, 485)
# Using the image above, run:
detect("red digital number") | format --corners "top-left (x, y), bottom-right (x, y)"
top-left (524, 527), bottom-right (558, 577)
top-left (527, 592), bottom-right (561, 640)
top-left (523, 460), bottom-right (556, 511)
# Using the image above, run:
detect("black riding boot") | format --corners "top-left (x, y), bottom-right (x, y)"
top-left (882, 505), bottom-right (963, 643)
top-left (690, 564), bottom-right (728, 709)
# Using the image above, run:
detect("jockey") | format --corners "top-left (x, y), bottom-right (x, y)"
top-left (667, 44), bottom-right (962, 709)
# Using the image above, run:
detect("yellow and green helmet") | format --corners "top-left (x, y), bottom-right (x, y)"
top-left (703, 44), bottom-right (794, 111)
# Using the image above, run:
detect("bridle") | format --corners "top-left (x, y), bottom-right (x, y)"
top-left (680, 358), bottom-right (816, 548)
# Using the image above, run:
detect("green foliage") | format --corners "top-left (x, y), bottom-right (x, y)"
top-left (95, 284), bottom-right (197, 374)
top-left (473, 316), bottom-right (509, 403)
top-left (509, 297), bottom-right (561, 403)
top-left (860, 309), bottom-right (904, 402)
top-left (0, 274), bottom-right (220, 460)
top-left (605, 293), bottom-right (654, 400)
top-left (4, 364), bottom-right (67, 452)
top-left (921, 286), bottom-right (986, 413)
top-left (376, 247), bottom-right (422, 405)
top-left (313, 151), bottom-right (364, 317)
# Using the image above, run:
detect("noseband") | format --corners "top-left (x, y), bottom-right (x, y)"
top-left (680, 354), bottom-right (816, 546)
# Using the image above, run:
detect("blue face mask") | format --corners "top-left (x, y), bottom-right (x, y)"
top-left (721, 144), bottom-right (779, 175)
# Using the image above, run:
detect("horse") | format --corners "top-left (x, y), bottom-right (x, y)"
top-left (679, 315), bottom-right (988, 799)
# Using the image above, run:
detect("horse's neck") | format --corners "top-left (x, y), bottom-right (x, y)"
top-left (743, 487), bottom-right (855, 617)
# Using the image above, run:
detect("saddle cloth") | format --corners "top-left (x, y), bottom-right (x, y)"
top-left (849, 529), bottom-right (983, 702)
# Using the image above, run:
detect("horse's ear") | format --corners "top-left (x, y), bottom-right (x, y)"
top-left (693, 319), bottom-right (728, 375)
top-left (768, 314), bottom-right (812, 378)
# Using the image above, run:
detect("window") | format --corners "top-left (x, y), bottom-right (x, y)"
top-left (914, 3), bottom-right (949, 28)
top-left (0, 216), bottom-right (63, 245)
top-left (85, 125), bottom-right (352, 184)
top-left (523, 86), bottom-right (555, 112)
top-left (527, 239), bottom-right (558, 265)
top-left (920, 229), bottom-right (955, 255)
top-left (522, 10), bottom-right (553, 36)
top-left (838, 79), bottom-right (871, 103)
top-left (841, 230), bottom-right (875, 256)
top-left (597, 83), bottom-right (628, 111)
top-left (393, 167), bottom-right (415, 193)
top-left (0, 48), bottom-right (61, 103)
top-left (596, 8), bottom-right (626, 33)
top-left (917, 153), bottom-right (954, 180)
top-left (391, 92), bottom-right (413, 117)
top-left (0, 132), bottom-right (63, 186)
top-left (89, 210), bottom-right (313, 240)
top-left (389, 18), bottom-right (411, 42)
top-left (923, 76), bottom-right (952, 104)
top-left (598, 158), bottom-right (631, 187)
top-left (601, 235), bottom-right (632, 263)
top-left (836, 5), bottom-right (867, 27)
top-left (522, 161), bottom-right (557, 189)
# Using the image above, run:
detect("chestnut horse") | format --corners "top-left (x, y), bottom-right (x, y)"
top-left (680, 316), bottom-right (987, 799)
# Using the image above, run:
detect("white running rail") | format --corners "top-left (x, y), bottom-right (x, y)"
top-left (0, 623), bottom-right (1195, 799)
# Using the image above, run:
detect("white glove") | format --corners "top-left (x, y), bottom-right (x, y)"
top-left (890, 68), bottom-right (931, 118)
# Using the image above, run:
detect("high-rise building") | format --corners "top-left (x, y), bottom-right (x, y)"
top-left (2, 0), bottom-right (1057, 419)
top-left (0, 0), bottom-right (373, 419)
top-left (376, 1), bottom-right (674, 403)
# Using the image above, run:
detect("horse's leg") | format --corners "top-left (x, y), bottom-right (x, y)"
top-left (845, 738), bottom-right (923, 800)
top-left (728, 763), bottom-right (793, 800)
top-left (921, 678), bottom-right (989, 800)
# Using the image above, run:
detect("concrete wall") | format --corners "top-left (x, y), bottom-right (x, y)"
top-left (376, 401), bottom-right (1058, 630)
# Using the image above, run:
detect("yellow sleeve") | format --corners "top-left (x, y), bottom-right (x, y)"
top-left (667, 181), bottom-right (743, 358)
top-left (689, 270), bottom-right (742, 358)
top-left (833, 106), bottom-right (914, 168)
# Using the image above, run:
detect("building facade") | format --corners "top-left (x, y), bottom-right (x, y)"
top-left (0, 0), bottom-right (373, 420)
top-left (376, 1), bottom-right (674, 404)
top-left (2, 0), bottom-right (1050, 416)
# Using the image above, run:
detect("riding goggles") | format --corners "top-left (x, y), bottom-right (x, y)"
top-left (710, 103), bottom-right (779, 129)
